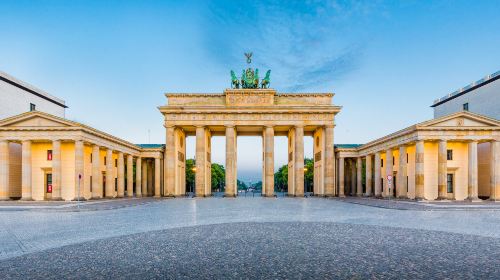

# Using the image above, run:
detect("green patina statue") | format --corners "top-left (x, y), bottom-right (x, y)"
top-left (230, 70), bottom-right (240, 89)
top-left (230, 53), bottom-right (271, 89)
top-left (261, 70), bottom-right (271, 89)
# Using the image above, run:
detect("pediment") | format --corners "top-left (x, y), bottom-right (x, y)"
top-left (0, 112), bottom-right (76, 128)
top-left (418, 112), bottom-right (500, 128)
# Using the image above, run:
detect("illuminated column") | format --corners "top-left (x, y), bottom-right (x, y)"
top-left (383, 149), bottom-right (393, 198)
top-left (142, 159), bottom-right (148, 196)
top-left (21, 140), bottom-right (32, 200)
top-left (437, 140), bottom-right (447, 200)
top-left (195, 126), bottom-right (207, 197)
top-left (0, 141), bottom-right (10, 200)
top-left (51, 140), bottom-right (62, 200)
top-left (397, 145), bottom-right (407, 198)
top-left (126, 155), bottom-right (133, 197)
top-left (117, 152), bottom-right (125, 198)
top-left (356, 157), bottom-right (362, 196)
top-left (490, 141), bottom-right (500, 201)
top-left (74, 140), bottom-right (85, 200)
top-left (324, 125), bottom-right (335, 196)
top-left (467, 141), bottom-right (479, 201)
top-left (165, 126), bottom-right (175, 196)
top-left (374, 152), bottom-right (381, 197)
top-left (365, 154), bottom-right (372, 196)
top-left (294, 125), bottom-right (304, 197)
top-left (154, 157), bottom-right (161, 197)
top-left (225, 125), bottom-right (237, 197)
top-left (415, 140), bottom-right (425, 200)
top-left (105, 149), bottom-right (114, 198)
top-left (136, 157), bottom-right (142, 197)
top-left (338, 156), bottom-right (345, 197)
top-left (264, 126), bottom-right (275, 197)
top-left (91, 145), bottom-right (102, 199)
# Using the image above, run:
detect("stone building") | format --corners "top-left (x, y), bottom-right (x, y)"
top-left (432, 70), bottom-right (499, 120)
top-left (336, 112), bottom-right (500, 201)
top-left (0, 85), bottom-right (498, 201)
top-left (0, 71), bottom-right (67, 119)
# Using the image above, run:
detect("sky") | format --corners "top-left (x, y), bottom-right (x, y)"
top-left (1, 0), bottom-right (499, 182)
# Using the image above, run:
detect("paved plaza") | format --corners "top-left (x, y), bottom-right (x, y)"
top-left (1, 197), bottom-right (500, 279)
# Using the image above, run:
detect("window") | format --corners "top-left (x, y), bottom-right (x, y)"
top-left (46, 173), bottom-right (52, 193)
top-left (447, 150), bottom-right (453, 161)
top-left (47, 150), bottom-right (53, 161)
top-left (115, 159), bottom-right (118, 167)
top-left (115, 178), bottom-right (118, 191)
top-left (406, 153), bottom-right (409, 163)
top-left (463, 103), bottom-right (469, 111)
top-left (30, 103), bottom-right (36, 111)
top-left (90, 153), bottom-right (92, 163)
top-left (381, 159), bottom-right (384, 167)
top-left (447, 174), bottom-right (454, 193)
top-left (90, 176), bottom-right (92, 192)
top-left (393, 157), bottom-right (395, 165)
top-left (104, 156), bottom-right (107, 165)
top-left (406, 176), bottom-right (409, 192)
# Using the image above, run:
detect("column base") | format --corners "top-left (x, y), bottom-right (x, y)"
top-left (135, 194), bottom-right (142, 198)
top-left (356, 194), bottom-right (363, 197)
top-left (223, 194), bottom-right (237, 198)
top-left (0, 198), bottom-right (12, 201)
top-left (489, 198), bottom-right (500, 202)
top-left (104, 196), bottom-right (115, 199)
top-left (72, 197), bottom-right (87, 201)
top-left (50, 197), bottom-right (64, 201)
top-left (363, 193), bottom-right (372, 197)
top-left (90, 197), bottom-right (102, 200)
top-left (262, 194), bottom-right (277, 198)
top-left (20, 197), bottom-right (34, 201)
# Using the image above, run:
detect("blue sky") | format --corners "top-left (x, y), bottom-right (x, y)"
top-left (1, 0), bottom-right (499, 181)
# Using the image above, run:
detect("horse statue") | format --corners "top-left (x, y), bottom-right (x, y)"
top-left (261, 70), bottom-right (271, 89)
top-left (230, 70), bottom-right (240, 89)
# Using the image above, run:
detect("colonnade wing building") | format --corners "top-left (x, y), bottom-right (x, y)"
top-left (0, 71), bottom-right (499, 201)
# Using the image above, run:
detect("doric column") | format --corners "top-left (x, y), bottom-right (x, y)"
top-left (154, 157), bottom-right (161, 197)
top-left (147, 160), bottom-right (153, 196)
top-left (52, 140), bottom-right (62, 200)
top-left (225, 125), bottom-right (237, 197)
top-left (490, 141), bottom-right (500, 201)
top-left (91, 145), bottom-right (102, 199)
top-left (415, 140), bottom-right (425, 200)
top-left (195, 126), bottom-right (207, 197)
top-left (356, 157), bottom-right (362, 196)
top-left (21, 140), bottom-right (32, 200)
top-left (126, 155), bottom-right (133, 197)
top-left (264, 126), bottom-right (275, 197)
top-left (338, 156), bottom-right (345, 197)
top-left (0, 141), bottom-right (10, 200)
top-left (294, 125), bottom-right (304, 196)
top-left (350, 160), bottom-right (356, 196)
top-left (324, 125), bottom-right (335, 196)
top-left (437, 140), bottom-right (447, 199)
top-left (384, 148), bottom-right (393, 198)
top-left (365, 154), bottom-right (372, 196)
top-left (136, 157), bottom-right (142, 197)
top-left (165, 126), bottom-right (175, 196)
top-left (105, 149), bottom-right (114, 198)
top-left (74, 140), bottom-right (85, 200)
top-left (397, 146), bottom-right (407, 198)
top-left (142, 159), bottom-right (148, 196)
top-left (467, 141), bottom-right (479, 201)
top-left (374, 152), bottom-right (381, 197)
top-left (117, 152), bottom-right (125, 198)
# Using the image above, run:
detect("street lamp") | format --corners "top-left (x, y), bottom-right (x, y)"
top-left (304, 167), bottom-right (308, 196)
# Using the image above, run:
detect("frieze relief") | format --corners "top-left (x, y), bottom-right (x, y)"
top-left (165, 113), bottom-right (334, 121)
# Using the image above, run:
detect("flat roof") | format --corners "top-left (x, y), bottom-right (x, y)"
top-left (431, 70), bottom-right (499, 107)
top-left (0, 71), bottom-right (67, 108)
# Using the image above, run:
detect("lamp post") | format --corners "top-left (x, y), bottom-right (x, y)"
top-left (304, 167), bottom-right (308, 197)
top-left (191, 167), bottom-right (196, 196)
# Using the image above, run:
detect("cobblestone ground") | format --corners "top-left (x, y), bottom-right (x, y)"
top-left (1, 197), bottom-right (500, 279)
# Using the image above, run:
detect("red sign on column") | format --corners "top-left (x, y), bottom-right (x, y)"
top-left (47, 184), bottom-right (52, 193)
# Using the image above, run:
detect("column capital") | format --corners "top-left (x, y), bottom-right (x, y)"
top-left (325, 124), bottom-right (335, 129)
top-left (294, 124), bottom-right (304, 128)
top-left (225, 124), bottom-right (236, 128)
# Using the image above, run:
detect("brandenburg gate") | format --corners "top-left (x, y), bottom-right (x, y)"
top-left (159, 88), bottom-right (341, 197)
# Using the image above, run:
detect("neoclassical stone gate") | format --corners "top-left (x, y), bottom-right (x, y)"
top-left (159, 89), bottom-right (341, 197)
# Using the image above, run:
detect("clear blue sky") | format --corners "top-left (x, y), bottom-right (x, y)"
top-left (1, 0), bottom-right (499, 181)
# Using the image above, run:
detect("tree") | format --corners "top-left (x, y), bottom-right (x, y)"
top-left (185, 159), bottom-right (195, 192)
top-left (237, 179), bottom-right (247, 191)
top-left (304, 158), bottom-right (314, 192)
top-left (211, 163), bottom-right (225, 191)
top-left (274, 164), bottom-right (288, 191)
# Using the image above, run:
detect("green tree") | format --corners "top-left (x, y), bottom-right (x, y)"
top-left (185, 159), bottom-right (195, 192)
top-left (237, 179), bottom-right (247, 191)
top-left (304, 158), bottom-right (314, 192)
top-left (274, 164), bottom-right (288, 192)
top-left (211, 163), bottom-right (225, 191)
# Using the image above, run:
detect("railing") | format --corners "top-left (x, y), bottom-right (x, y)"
top-left (433, 70), bottom-right (500, 105)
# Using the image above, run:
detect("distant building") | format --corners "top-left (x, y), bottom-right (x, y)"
top-left (0, 71), bottom-right (67, 119)
top-left (432, 71), bottom-right (500, 120)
